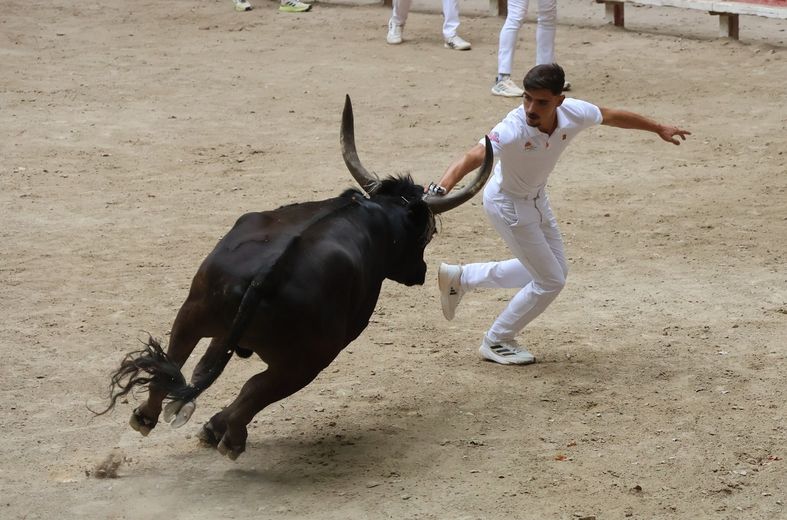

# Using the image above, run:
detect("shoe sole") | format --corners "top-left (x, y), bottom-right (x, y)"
top-left (444, 44), bottom-right (471, 51)
top-left (437, 266), bottom-right (456, 321)
top-left (491, 89), bottom-right (523, 98)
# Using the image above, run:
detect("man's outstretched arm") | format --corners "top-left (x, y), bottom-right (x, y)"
top-left (600, 107), bottom-right (691, 145)
top-left (432, 142), bottom-right (487, 194)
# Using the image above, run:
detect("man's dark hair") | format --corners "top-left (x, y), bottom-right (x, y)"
top-left (523, 64), bottom-right (566, 95)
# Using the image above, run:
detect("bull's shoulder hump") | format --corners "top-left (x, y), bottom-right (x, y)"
top-left (230, 196), bottom-right (347, 229)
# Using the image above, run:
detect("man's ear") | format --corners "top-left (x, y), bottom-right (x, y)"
top-left (556, 94), bottom-right (565, 107)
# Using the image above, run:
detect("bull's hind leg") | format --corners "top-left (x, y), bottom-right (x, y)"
top-left (130, 307), bottom-right (205, 436)
top-left (190, 336), bottom-right (234, 384)
top-left (163, 336), bottom-right (234, 428)
top-left (200, 365), bottom-right (324, 460)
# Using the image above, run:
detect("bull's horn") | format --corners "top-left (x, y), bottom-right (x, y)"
top-left (426, 135), bottom-right (493, 215)
top-left (341, 95), bottom-right (380, 195)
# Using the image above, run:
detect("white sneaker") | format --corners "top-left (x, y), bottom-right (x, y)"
top-left (387, 21), bottom-right (403, 45)
top-left (279, 0), bottom-right (311, 12)
top-left (491, 78), bottom-right (524, 97)
top-left (444, 35), bottom-right (471, 51)
top-left (233, 0), bottom-right (252, 11)
top-left (563, 79), bottom-right (572, 91)
top-left (438, 263), bottom-right (464, 321)
top-left (479, 336), bottom-right (535, 365)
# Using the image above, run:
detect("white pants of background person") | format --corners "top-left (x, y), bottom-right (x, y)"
top-left (498, 0), bottom-right (557, 76)
top-left (460, 178), bottom-right (567, 343)
top-left (391, 0), bottom-right (460, 40)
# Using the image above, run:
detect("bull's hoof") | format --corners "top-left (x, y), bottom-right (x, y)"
top-left (217, 435), bottom-right (244, 461)
top-left (163, 400), bottom-right (196, 428)
top-left (129, 408), bottom-right (156, 436)
top-left (197, 423), bottom-right (221, 447)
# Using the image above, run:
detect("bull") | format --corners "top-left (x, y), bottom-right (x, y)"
top-left (98, 96), bottom-right (492, 460)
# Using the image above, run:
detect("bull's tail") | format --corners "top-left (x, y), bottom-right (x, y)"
top-left (93, 336), bottom-right (191, 415)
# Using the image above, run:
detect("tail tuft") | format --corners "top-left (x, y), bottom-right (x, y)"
top-left (92, 336), bottom-right (188, 416)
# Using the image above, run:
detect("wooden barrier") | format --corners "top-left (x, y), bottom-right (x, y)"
top-left (595, 0), bottom-right (787, 39)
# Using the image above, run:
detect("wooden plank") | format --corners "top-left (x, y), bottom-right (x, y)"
top-left (490, 0), bottom-right (507, 17)
top-left (610, 1), bottom-right (626, 24)
top-left (713, 0), bottom-right (787, 17)
top-left (597, 0), bottom-right (787, 18)
top-left (595, 0), bottom-right (785, 39)
top-left (715, 12), bottom-right (741, 37)
top-left (597, 0), bottom-right (626, 25)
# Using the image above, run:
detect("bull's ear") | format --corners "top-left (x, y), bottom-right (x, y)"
top-left (407, 201), bottom-right (432, 228)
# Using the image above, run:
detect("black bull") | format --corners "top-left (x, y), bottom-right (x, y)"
top-left (98, 96), bottom-right (492, 460)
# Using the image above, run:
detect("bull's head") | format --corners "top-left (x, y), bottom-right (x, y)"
top-left (340, 95), bottom-right (493, 214)
top-left (339, 95), bottom-right (492, 286)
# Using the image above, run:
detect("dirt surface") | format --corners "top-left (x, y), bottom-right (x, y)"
top-left (2, 0), bottom-right (785, 518)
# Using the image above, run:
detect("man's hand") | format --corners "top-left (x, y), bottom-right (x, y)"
top-left (426, 182), bottom-right (447, 196)
top-left (658, 125), bottom-right (691, 145)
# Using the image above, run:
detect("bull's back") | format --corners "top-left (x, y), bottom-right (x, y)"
top-left (186, 195), bottom-right (385, 322)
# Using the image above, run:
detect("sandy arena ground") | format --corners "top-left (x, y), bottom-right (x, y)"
top-left (2, 0), bottom-right (785, 518)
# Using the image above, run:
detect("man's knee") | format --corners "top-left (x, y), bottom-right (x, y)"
top-left (503, 16), bottom-right (526, 29)
top-left (537, 2), bottom-right (557, 26)
top-left (539, 273), bottom-right (566, 295)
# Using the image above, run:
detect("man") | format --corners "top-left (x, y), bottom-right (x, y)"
top-left (428, 64), bottom-right (690, 365)
top-left (386, 0), bottom-right (472, 50)
top-left (492, 0), bottom-right (571, 97)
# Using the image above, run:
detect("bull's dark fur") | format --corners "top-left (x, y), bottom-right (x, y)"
top-left (100, 175), bottom-right (437, 458)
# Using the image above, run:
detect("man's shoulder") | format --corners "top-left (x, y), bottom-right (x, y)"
top-left (561, 97), bottom-right (598, 111)
top-left (502, 104), bottom-right (524, 123)
top-left (558, 98), bottom-right (602, 126)
top-left (491, 105), bottom-right (524, 137)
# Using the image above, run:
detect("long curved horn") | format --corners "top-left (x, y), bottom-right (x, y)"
top-left (340, 95), bottom-right (380, 195)
top-left (426, 135), bottom-right (493, 215)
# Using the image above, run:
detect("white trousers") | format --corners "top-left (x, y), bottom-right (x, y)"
top-left (461, 180), bottom-right (567, 343)
top-left (391, 0), bottom-right (461, 40)
top-left (497, 0), bottom-right (557, 75)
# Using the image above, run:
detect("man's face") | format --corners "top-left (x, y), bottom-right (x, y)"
top-left (523, 88), bottom-right (565, 130)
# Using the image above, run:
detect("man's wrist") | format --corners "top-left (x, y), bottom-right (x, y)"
top-left (427, 182), bottom-right (447, 196)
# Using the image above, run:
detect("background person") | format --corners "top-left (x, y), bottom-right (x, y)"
top-left (491, 0), bottom-right (570, 97)
top-left (387, 0), bottom-right (472, 50)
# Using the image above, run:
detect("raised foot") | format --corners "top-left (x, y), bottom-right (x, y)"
top-left (162, 400), bottom-right (196, 428)
top-left (129, 408), bottom-right (156, 436)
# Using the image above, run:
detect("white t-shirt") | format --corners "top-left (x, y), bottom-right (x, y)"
top-left (479, 98), bottom-right (603, 198)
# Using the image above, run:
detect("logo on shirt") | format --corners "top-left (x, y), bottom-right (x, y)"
top-left (523, 140), bottom-right (535, 151)
top-left (562, 134), bottom-right (567, 141)
top-left (488, 132), bottom-right (500, 144)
